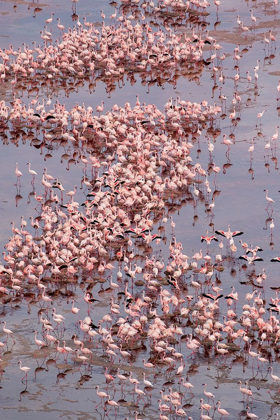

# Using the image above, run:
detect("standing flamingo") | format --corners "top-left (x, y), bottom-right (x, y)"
top-left (27, 162), bottom-right (37, 183)
top-left (3, 321), bottom-right (15, 343)
top-left (95, 386), bottom-right (108, 408)
top-left (216, 401), bottom-right (230, 417)
top-left (18, 360), bottom-right (31, 382)
top-left (264, 189), bottom-right (274, 211)
top-left (202, 383), bottom-right (215, 401)
top-left (15, 162), bottom-right (23, 186)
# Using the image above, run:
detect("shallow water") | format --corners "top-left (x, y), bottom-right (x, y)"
top-left (0, 0), bottom-right (280, 419)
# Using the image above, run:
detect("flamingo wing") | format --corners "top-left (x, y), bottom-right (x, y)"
top-left (202, 293), bottom-right (215, 300)
top-left (210, 235), bottom-right (218, 242)
top-left (124, 228), bottom-right (136, 234)
top-left (115, 233), bottom-right (125, 239)
top-left (271, 257), bottom-right (280, 262)
top-left (255, 246), bottom-right (263, 251)
top-left (239, 255), bottom-right (249, 261)
top-left (231, 230), bottom-right (244, 237)
top-left (141, 228), bottom-right (150, 234)
top-left (167, 277), bottom-right (179, 288)
top-left (215, 230), bottom-right (227, 237)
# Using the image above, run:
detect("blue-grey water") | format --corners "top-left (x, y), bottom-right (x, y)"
top-left (0, 0), bottom-right (279, 419)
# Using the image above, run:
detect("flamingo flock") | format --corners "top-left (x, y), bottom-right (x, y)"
top-left (0, 0), bottom-right (280, 419)
top-left (1, 135), bottom-right (280, 418)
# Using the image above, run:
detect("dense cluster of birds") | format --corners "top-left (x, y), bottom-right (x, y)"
top-left (0, 96), bottom-right (280, 418)
top-left (0, 0), bottom-right (280, 419)
top-left (0, 2), bottom-right (213, 97)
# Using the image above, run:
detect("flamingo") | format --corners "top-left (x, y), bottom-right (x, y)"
top-left (15, 162), bottom-right (23, 185)
top-left (76, 350), bottom-right (88, 363)
top-left (45, 12), bottom-right (54, 25)
top-left (250, 9), bottom-right (257, 24)
top-left (57, 18), bottom-right (65, 31)
top-left (246, 406), bottom-right (259, 419)
top-left (248, 138), bottom-right (255, 155)
top-left (264, 189), bottom-right (274, 210)
top-left (55, 340), bottom-right (67, 357)
top-left (175, 405), bottom-right (187, 417)
top-left (200, 407), bottom-right (212, 420)
top-left (96, 101), bottom-right (104, 115)
top-left (239, 255), bottom-right (263, 264)
top-left (27, 162), bottom-right (37, 181)
top-left (18, 360), bottom-right (31, 381)
top-left (269, 29), bottom-right (276, 45)
top-left (3, 321), bottom-right (15, 343)
top-left (215, 225), bottom-right (243, 239)
top-left (238, 381), bottom-right (253, 401)
top-left (272, 126), bottom-right (279, 142)
top-left (222, 134), bottom-right (233, 153)
top-left (216, 401), bottom-right (230, 417)
top-left (179, 377), bottom-right (194, 395)
top-left (95, 386), bottom-right (108, 408)
top-left (66, 185), bottom-right (77, 201)
top-left (41, 288), bottom-right (52, 305)
top-left (63, 341), bottom-right (74, 354)
top-left (143, 372), bottom-right (154, 388)
top-left (257, 109), bottom-right (266, 124)
top-left (134, 383), bottom-right (146, 400)
top-left (34, 331), bottom-right (46, 348)
top-left (106, 395), bottom-right (119, 410)
top-left (265, 138), bottom-right (271, 150)
top-left (71, 300), bottom-right (80, 315)
top-left (202, 383), bottom-right (215, 401)
top-left (200, 398), bottom-right (212, 411)
top-left (268, 366), bottom-right (280, 389)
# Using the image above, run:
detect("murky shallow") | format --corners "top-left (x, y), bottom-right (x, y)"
top-left (0, 0), bottom-right (280, 419)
